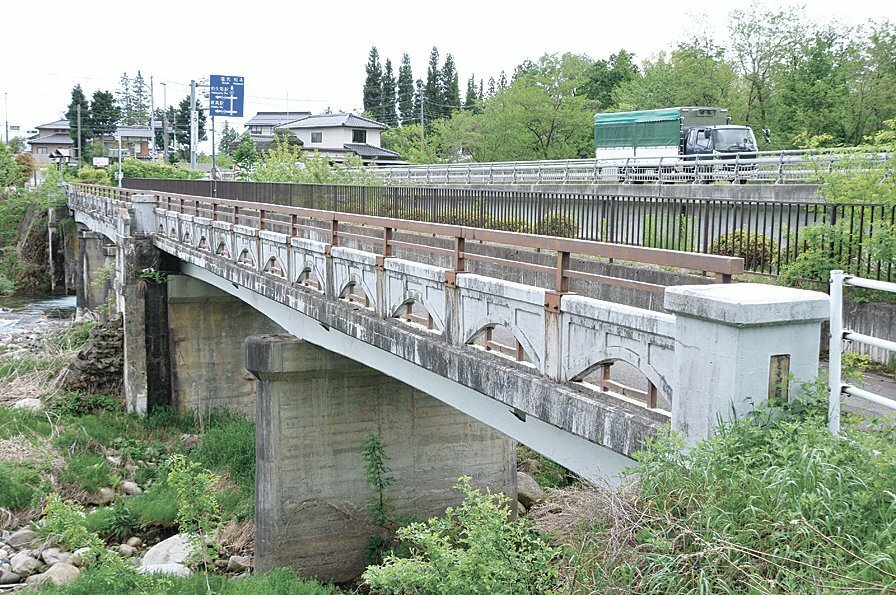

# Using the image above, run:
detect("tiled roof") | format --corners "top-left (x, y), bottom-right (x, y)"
top-left (344, 143), bottom-right (400, 158)
top-left (288, 113), bottom-right (387, 130)
top-left (35, 119), bottom-right (70, 130)
top-left (29, 133), bottom-right (72, 145)
top-left (245, 111), bottom-right (312, 126)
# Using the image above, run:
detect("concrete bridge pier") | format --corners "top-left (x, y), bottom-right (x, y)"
top-left (245, 334), bottom-right (516, 583)
top-left (77, 230), bottom-right (114, 314)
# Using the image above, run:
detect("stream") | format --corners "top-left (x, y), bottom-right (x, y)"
top-left (0, 294), bottom-right (79, 357)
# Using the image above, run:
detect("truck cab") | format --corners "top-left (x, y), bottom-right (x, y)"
top-left (682, 125), bottom-right (758, 156)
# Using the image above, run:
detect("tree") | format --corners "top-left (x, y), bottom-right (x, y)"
top-left (464, 75), bottom-right (478, 110)
top-left (7, 137), bottom-right (26, 153)
top-left (441, 54), bottom-right (461, 115)
top-left (0, 142), bottom-right (26, 187)
top-left (66, 85), bottom-right (91, 151)
top-left (153, 106), bottom-right (177, 156)
top-left (174, 96), bottom-right (207, 157)
top-left (233, 131), bottom-right (259, 178)
top-left (381, 59), bottom-right (398, 126)
top-left (117, 73), bottom-right (132, 125)
top-left (398, 53), bottom-right (415, 125)
top-left (424, 47), bottom-right (443, 123)
top-left (363, 47), bottom-right (384, 120)
top-left (487, 77), bottom-right (496, 98)
top-left (131, 70), bottom-right (150, 126)
top-left (88, 90), bottom-right (121, 138)
top-left (218, 121), bottom-right (238, 153)
top-left (474, 53), bottom-right (593, 161)
top-left (581, 50), bottom-right (639, 111)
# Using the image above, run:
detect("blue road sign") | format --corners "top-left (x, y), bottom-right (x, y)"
top-left (209, 75), bottom-right (245, 117)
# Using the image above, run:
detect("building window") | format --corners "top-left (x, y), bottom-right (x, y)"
top-left (37, 147), bottom-right (48, 155)
top-left (352, 129), bottom-right (367, 143)
top-left (311, 132), bottom-right (322, 143)
top-left (250, 126), bottom-right (263, 135)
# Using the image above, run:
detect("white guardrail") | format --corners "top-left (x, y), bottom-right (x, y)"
top-left (829, 270), bottom-right (896, 434)
top-left (370, 148), bottom-right (893, 186)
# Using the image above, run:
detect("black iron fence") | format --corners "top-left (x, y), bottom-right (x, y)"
top-left (123, 178), bottom-right (895, 282)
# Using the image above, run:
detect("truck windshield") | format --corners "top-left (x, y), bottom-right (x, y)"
top-left (713, 129), bottom-right (757, 152)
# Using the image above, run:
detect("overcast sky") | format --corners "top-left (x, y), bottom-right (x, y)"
top-left (2, 0), bottom-right (894, 147)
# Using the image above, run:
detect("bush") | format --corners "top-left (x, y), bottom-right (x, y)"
top-left (191, 412), bottom-right (255, 492)
top-left (709, 230), bottom-right (779, 272)
top-left (119, 159), bottom-right (204, 181)
top-left (125, 482), bottom-right (179, 528)
top-left (48, 392), bottom-right (119, 417)
top-left (362, 476), bottom-right (561, 594)
top-left (60, 452), bottom-right (114, 493)
top-left (539, 212), bottom-right (577, 238)
top-left (568, 381), bottom-right (896, 593)
top-left (0, 461), bottom-right (44, 510)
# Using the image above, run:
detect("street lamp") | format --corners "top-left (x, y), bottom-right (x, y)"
top-left (117, 134), bottom-right (123, 188)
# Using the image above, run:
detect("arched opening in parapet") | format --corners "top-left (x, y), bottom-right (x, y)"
top-left (296, 266), bottom-right (323, 292)
top-left (169, 226), bottom-right (177, 239)
top-left (467, 324), bottom-right (534, 367)
top-left (392, 299), bottom-right (442, 333)
top-left (198, 237), bottom-right (210, 252)
top-left (216, 242), bottom-right (231, 259)
top-left (238, 249), bottom-right (255, 268)
top-left (158, 224), bottom-right (165, 234)
top-left (263, 256), bottom-right (286, 278)
top-left (182, 231), bottom-right (192, 245)
top-left (572, 359), bottom-right (669, 412)
top-left (339, 279), bottom-right (370, 308)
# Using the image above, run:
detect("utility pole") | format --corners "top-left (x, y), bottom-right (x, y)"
top-left (76, 104), bottom-right (82, 166)
top-left (149, 75), bottom-right (156, 161)
top-left (419, 93), bottom-right (425, 148)
top-left (4, 93), bottom-right (8, 146)
top-left (211, 115), bottom-right (217, 188)
top-left (190, 80), bottom-right (197, 170)
top-left (161, 82), bottom-right (169, 163)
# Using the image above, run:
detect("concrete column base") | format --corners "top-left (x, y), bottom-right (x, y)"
top-left (246, 334), bottom-right (516, 583)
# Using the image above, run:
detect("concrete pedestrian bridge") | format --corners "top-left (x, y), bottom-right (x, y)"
top-left (66, 183), bottom-right (829, 582)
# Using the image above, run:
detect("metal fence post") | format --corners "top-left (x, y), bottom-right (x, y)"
top-left (828, 269), bottom-right (844, 435)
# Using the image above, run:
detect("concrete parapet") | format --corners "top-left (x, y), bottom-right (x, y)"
top-left (665, 284), bottom-right (829, 445)
top-left (246, 334), bottom-right (515, 583)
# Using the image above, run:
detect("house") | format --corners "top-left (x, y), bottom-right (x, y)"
top-left (29, 119), bottom-right (73, 164)
top-left (112, 125), bottom-right (153, 159)
top-left (245, 111), bottom-right (311, 140)
top-left (283, 113), bottom-right (400, 164)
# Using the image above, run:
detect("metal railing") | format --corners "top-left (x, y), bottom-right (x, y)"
top-left (368, 147), bottom-right (892, 186)
top-left (828, 270), bottom-right (896, 434)
top-left (77, 183), bottom-right (744, 294)
top-left (123, 179), bottom-right (896, 281)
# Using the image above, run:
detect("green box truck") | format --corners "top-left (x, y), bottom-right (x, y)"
top-left (594, 107), bottom-right (762, 181)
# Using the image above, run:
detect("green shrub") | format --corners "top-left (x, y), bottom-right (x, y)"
top-left (517, 445), bottom-right (574, 489)
top-left (119, 159), bottom-right (204, 181)
top-left (191, 412), bottom-right (255, 492)
top-left (48, 392), bottom-right (119, 417)
top-left (709, 230), bottom-right (779, 272)
top-left (539, 212), bottom-right (577, 238)
top-left (643, 213), bottom-right (694, 250)
top-left (125, 482), bottom-right (179, 527)
top-left (570, 381), bottom-right (896, 593)
top-left (362, 476), bottom-right (561, 594)
top-left (0, 461), bottom-right (45, 510)
top-left (60, 452), bottom-right (114, 493)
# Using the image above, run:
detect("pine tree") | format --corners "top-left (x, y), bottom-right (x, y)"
top-left (413, 79), bottom-right (425, 127)
top-left (498, 71), bottom-right (508, 90)
top-left (131, 71), bottom-right (149, 126)
top-left (464, 75), bottom-right (477, 109)
top-left (66, 85), bottom-right (90, 147)
top-left (88, 90), bottom-right (120, 138)
top-left (174, 96), bottom-right (208, 153)
top-left (363, 47), bottom-right (384, 119)
top-left (441, 54), bottom-right (460, 115)
top-left (398, 53), bottom-right (415, 126)
top-left (478, 79), bottom-right (484, 100)
top-left (381, 59), bottom-right (398, 127)
top-left (117, 73), bottom-right (132, 125)
top-left (424, 47), bottom-right (442, 122)
top-left (219, 121), bottom-right (239, 153)
top-left (487, 77), bottom-right (496, 97)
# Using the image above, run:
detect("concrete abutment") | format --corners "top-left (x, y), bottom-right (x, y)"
top-left (245, 334), bottom-right (516, 583)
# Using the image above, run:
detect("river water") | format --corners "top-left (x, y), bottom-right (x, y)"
top-left (0, 294), bottom-right (78, 356)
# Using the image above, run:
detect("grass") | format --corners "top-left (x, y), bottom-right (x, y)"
top-left (60, 452), bottom-right (114, 493)
top-left (0, 407), bottom-right (53, 440)
top-left (532, 381), bottom-right (896, 593)
top-left (0, 460), bottom-right (47, 509)
top-left (35, 567), bottom-right (336, 595)
top-left (517, 444), bottom-right (575, 489)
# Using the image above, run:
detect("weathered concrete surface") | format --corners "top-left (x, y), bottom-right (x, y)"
top-left (167, 275), bottom-right (284, 414)
top-left (666, 284), bottom-right (829, 445)
top-left (248, 335), bottom-right (515, 583)
top-left (77, 231), bottom-right (111, 312)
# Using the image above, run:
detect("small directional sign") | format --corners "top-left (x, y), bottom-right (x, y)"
top-left (208, 74), bottom-right (245, 117)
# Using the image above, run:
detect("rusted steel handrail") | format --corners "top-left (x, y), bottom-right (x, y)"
top-left (73, 183), bottom-right (745, 294)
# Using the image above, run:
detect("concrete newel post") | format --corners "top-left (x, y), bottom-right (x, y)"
top-left (130, 194), bottom-right (157, 236)
top-left (665, 284), bottom-right (829, 446)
